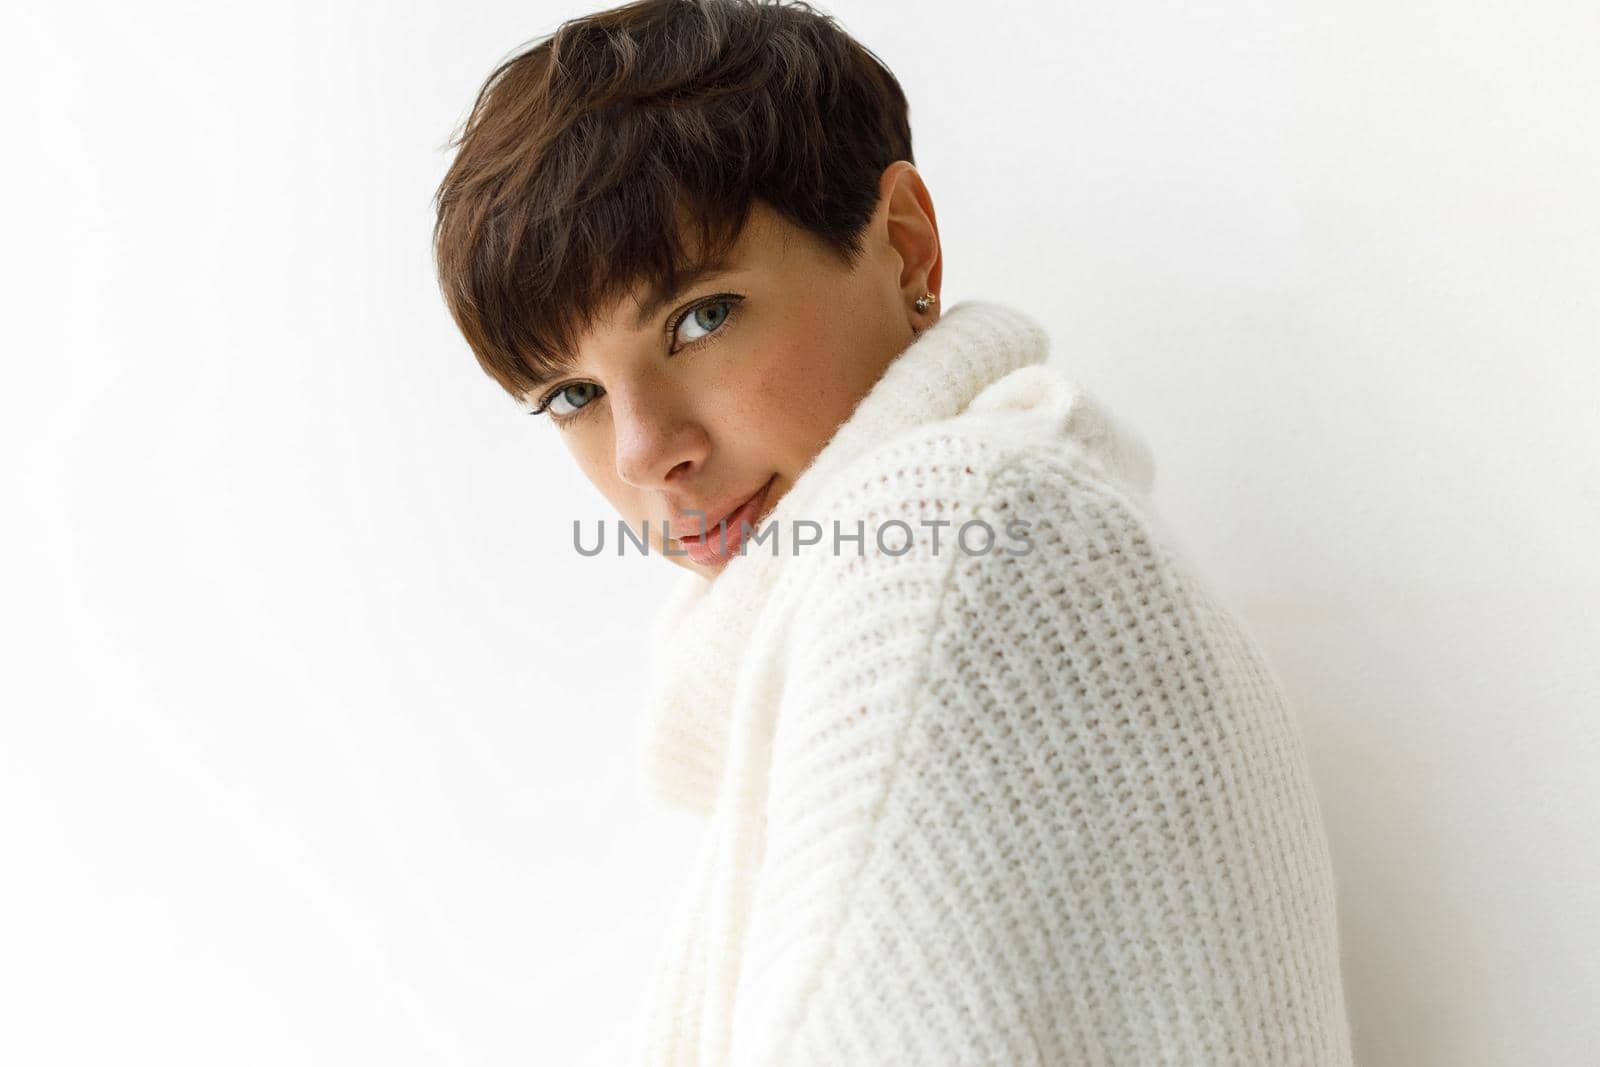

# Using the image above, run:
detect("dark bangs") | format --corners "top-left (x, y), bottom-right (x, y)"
top-left (432, 0), bottom-right (914, 402)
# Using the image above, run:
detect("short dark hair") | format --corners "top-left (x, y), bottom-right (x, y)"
top-left (432, 0), bottom-right (914, 402)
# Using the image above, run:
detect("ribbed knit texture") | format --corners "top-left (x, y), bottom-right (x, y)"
top-left (629, 299), bottom-right (1354, 1066)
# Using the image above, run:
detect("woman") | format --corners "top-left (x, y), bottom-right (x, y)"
top-left (433, 1), bottom-right (1355, 1063)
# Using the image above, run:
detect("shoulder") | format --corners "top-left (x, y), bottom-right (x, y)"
top-left (804, 359), bottom-right (1156, 529)
top-left (772, 365), bottom-right (1163, 616)
top-left (764, 372), bottom-right (1188, 766)
top-left (742, 415), bottom-right (1351, 1064)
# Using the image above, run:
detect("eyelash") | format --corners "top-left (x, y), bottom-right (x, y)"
top-left (529, 293), bottom-right (744, 426)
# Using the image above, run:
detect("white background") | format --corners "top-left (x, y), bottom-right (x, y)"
top-left (4, 1), bottom-right (1596, 1063)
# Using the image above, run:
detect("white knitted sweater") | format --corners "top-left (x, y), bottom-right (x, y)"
top-left (628, 299), bottom-right (1354, 1066)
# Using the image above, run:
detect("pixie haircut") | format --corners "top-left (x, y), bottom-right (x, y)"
top-left (432, 0), bottom-right (914, 402)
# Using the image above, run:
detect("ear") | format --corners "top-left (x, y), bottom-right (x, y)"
top-left (874, 161), bottom-right (943, 311)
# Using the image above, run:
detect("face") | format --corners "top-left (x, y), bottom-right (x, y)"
top-left (532, 162), bottom-right (943, 579)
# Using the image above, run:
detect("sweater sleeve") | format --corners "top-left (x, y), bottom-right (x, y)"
top-left (724, 447), bottom-right (1354, 1066)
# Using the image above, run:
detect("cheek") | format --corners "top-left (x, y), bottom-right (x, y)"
top-left (742, 336), bottom-right (868, 453)
top-left (564, 435), bottom-right (606, 483)
top-left (566, 437), bottom-right (633, 512)
top-left (743, 340), bottom-right (821, 415)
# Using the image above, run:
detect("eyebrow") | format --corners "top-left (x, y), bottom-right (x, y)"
top-left (524, 361), bottom-right (575, 401)
top-left (630, 260), bottom-right (739, 330)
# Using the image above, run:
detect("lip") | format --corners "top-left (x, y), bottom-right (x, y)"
top-left (670, 476), bottom-right (777, 566)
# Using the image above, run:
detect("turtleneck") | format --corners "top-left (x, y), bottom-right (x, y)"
top-left (635, 298), bottom-right (1058, 816)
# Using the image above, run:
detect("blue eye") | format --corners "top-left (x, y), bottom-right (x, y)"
top-left (670, 295), bottom-right (740, 350)
top-left (534, 381), bottom-right (604, 420)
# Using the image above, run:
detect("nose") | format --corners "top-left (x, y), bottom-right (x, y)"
top-left (611, 385), bottom-right (708, 490)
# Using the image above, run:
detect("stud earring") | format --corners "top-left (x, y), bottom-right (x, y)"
top-left (914, 292), bottom-right (937, 313)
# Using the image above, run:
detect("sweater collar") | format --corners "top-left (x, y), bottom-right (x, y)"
top-left (633, 298), bottom-right (1053, 816)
